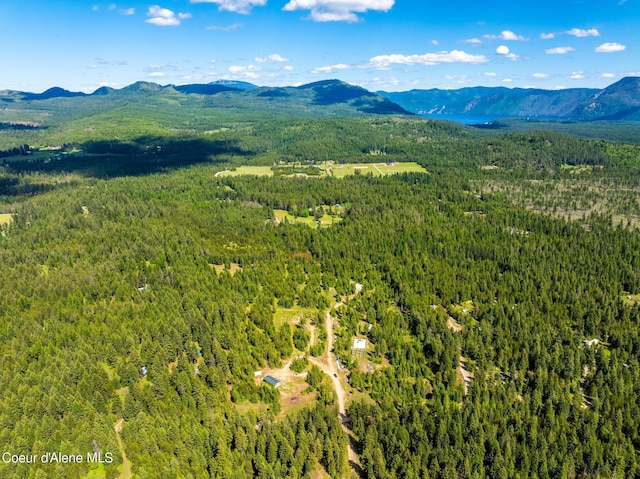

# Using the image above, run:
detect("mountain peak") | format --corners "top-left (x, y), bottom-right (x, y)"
top-left (22, 87), bottom-right (87, 101)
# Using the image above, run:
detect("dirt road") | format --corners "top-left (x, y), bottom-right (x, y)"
top-left (309, 303), bottom-right (361, 474)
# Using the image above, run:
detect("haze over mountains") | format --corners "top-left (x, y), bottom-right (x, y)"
top-left (2, 77), bottom-right (640, 123)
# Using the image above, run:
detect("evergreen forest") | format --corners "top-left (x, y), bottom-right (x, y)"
top-left (1, 106), bottom-right (640, 479)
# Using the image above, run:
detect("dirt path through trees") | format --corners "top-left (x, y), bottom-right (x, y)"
top-left (309, 302), bottom-right (361, 475)
top-left (114, 419), bottom-right (132, 479)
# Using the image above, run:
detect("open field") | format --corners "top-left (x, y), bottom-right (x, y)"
top-left (216, 166), bottom-right (274, 177)
top-left (329, 161), bottom-right (427, 178)
top-left (216, 161), bottom-right (427, 179)
top-left (273, 304), bottom-right (318, 328)
top-left (273, 209), bottom-right (342, 228)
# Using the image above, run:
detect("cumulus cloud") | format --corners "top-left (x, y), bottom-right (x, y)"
top-left (567, 28), bottom-right (600, 37)
top-left (601, 72), bottom-right (616, 78)
top-left (595, 42), bottom-right (626, 53)
top-left (148, 71), bottom-right (166, 77)
top-left (146, 6), bottom-right (191, 26)
top-left (533, 73), bottom-right (549, 79)
top-left (484, 30), bottom-right (527, 41)
top-left (283, 0), bottom-right (395, 23)
top-left (545, 46), bottom-right (574, 54)
top-left (311, 63), bottom-right (351, 74)
top-left (368, 50), bottom-right (488, 67)
top-left (461, 38), bottom-right (482, 44)
top-left (570, 71), bottom-right (585, 79)
top-left (540, 32), bottom-right (555, 40)
top-left (190, 0), bottom-right (267, 14)
top-left (496, 45), bottom-right (519, 60)
top-left (120, 7), bottom-right (135, 15)
top-left (255, 54), bottom-right (289, 63)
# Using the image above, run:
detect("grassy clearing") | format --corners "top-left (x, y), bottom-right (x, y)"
top-left (210, 262), bottom-right (243, 275)
top-left (216, 166), bottom-right (274, 177)
top-left (450, 300), bottom-right (474, 316)
top-left (0, 214), bottom-right (13, 226)
top-left (622, 292), bottom-right (640, 305)
top-left (329, 161), bottom-right (426, 178)
top-left (274, 304), bottom-right (317, 328)
top-left (217, 162), bottom-right (427, 179)
top-left (273, 209), bottom-right (342, 228)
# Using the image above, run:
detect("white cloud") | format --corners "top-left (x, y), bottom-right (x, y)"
top-left (545, 46), bottom-right (574, 54)
top-left (540, 32), bottom-right (555, 40)
top-left (228, 64), bottom-right (261, 74)
top-left (496, 45), bottom-right (519, 60)
top-left (120, 8), bottom-right (135, 15)
top-left (255, 54), bottom-right (289, 63)
top-left (484, 72), bottom-right (497, 77)
top-left (431, 40), bottom-right (439, 46)
top-left (283, 65), bottom-right (294, 71)
top-left (311, 63), bottom-right (351, 74)
top-left (533, 73), bottom-right (549, 79)
top-left (461, 38), bottom-right (482, 44)
top-left (368, 50), bottom-right (488, 67)
top-left (566, 28), bottom-right (600, 37)
top-left (595, 42), bottom-right (626, 53)
top-left (503, 78), bottom-right (513, 83)
top-left (500, 30), bottom-right (527, 41)
top-left (570, 71), bottom-right (584, 80)
top-left (602, 72), bottom-right (616, 78)
top-left (149, 72), bottom-right (166, 77)
top-left (206, 23), bottom-right (243, 31)
top-left (146, 6), bottom-right (191, 26)
top-left (190, 0), bottom-right (267, 15)
top-left (283, 0), bottom-right (395, 23)
top-left (485, 30), bottom-right (527, 41)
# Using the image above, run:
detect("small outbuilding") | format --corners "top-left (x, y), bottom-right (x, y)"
top-left (263, 375), bottom-right (282, 388)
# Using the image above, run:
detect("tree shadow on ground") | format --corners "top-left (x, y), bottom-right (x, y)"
top-left (7, 136), bottom-right (251, 179)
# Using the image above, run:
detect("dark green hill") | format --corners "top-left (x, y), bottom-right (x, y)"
top-left (174, 84), bottom-right (238, 95)
top-left (22, 87), bottom-right (87, 101)
top-left (0, 80), bottom-right (412, 147)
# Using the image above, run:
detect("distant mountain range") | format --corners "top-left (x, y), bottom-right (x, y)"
top-left (0, 80), bottom-right (408, 119)
top-left (2, 77), bottom-right (640, 123)
top-left (379, 77), bottom-right (640, 121)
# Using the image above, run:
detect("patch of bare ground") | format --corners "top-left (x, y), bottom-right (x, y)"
top-left (447, 316), bottom-right (463, 333)
top-left (580, 365), bottom-right (592, 410)
top-left (255, 358), bottom-right (317, 418)
top-left (114, 419), bottom-right (132, 479)
top-left (458, 356), bottom-right (474, 395)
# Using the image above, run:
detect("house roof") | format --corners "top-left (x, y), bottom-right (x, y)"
top-left (264, 375), bottom-right (281, 387)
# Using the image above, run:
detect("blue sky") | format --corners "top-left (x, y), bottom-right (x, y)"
top-left (0, 0), bottom-right (638, 92)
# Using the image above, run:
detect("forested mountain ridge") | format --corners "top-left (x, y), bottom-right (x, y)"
top-left (0, 79), bottom-right (410, 126)
top-left (379, 77), bottom-right (640, 121)
top-left (569, 76), bottom-right (640, 121)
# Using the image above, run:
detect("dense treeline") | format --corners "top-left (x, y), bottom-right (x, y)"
top-left (0, 116), bottom-right (639, 477)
